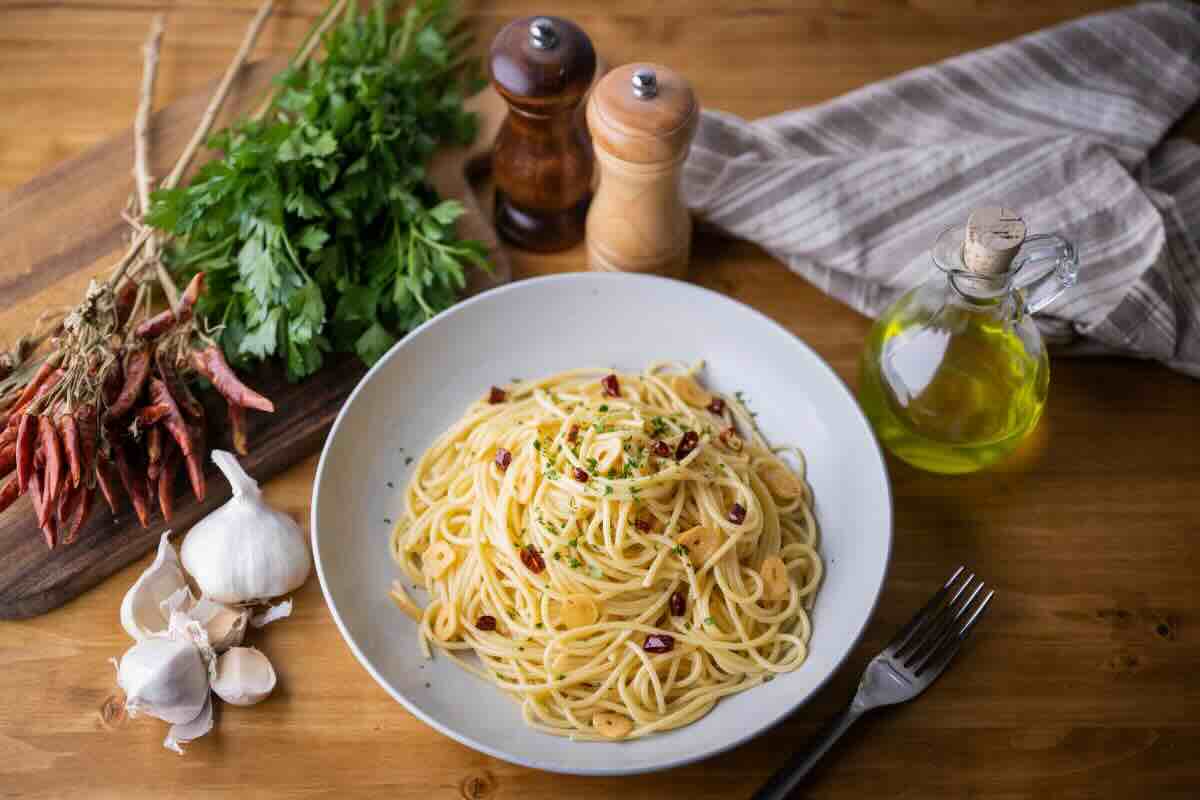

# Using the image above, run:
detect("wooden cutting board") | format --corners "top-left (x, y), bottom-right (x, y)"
top-left (0, 58), bottom-right (510, 619)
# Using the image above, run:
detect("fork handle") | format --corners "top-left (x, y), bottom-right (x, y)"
top-left (750, 705), bottom-right (865, 800)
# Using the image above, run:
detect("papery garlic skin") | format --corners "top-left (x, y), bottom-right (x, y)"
top-left (120, 533), bottom-right (189, 641)
top-left (116, 637), bottom-right (209, 725)
top-left (211, 647), bottom-right (277, 706)
top-left (164, 694), bottom-right (213, 755)
top-left (181, 450), bottom-right (311, 604)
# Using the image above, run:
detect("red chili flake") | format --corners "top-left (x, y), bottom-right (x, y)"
top-left (476, 615), bottom-right (498, 631)
top-left (707, 397), bottom-right (726, 415)
top-left (675, 431), bottom-right (700, 461)
top-left (572, 467), bottom-right (589, 482)
top-left (651, 440), bottom-right (671, 458)
top-left (728, 503), bottom-right (747, 524)
top-left (567, 425), bottom-right (580, 444)
top-left (643, 634), bottom-right (675, 654)
top-left (488, 386), bottom-right (507, 404)
top-left (634, 517), bottom-right (652, 533)
top-left (520, 545), bottom-right (546, 574)
top-left (669, 591), bottom-right (686, 616)
top-left (601, 374), bottom-right (620, 398)
top-left (495, 448), bottom-right (512, 471)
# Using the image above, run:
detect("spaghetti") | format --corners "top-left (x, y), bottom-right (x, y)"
top-left (389, 364), bottom-right (822, 740)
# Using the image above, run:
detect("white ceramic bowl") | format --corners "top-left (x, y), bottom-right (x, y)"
top-left (312, 273), bottom-right (891, 776)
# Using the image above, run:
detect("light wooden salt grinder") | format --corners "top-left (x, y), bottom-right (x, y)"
top-left (586, 63), bottom-right (699, 277)
top-left (489, 16), bottom-right (596, 252)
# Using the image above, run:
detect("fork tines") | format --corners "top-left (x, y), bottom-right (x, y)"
top-left (887, 566), bottom-right (995, 676)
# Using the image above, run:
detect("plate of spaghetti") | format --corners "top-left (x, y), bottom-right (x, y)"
top-left (312, 273), bottom-right (891, 775)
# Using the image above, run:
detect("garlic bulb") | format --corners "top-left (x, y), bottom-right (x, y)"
top-left (116, 637), bottom-right (209, 725)
top-left (120, 533), bottom-right (189, 640)
top-left (211, 647), bottom-right (277, 706)
top-left (181, 450), bottom-right (311, 604)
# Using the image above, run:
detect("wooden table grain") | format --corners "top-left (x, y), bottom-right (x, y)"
top-left (2, 2), bottom-right (1198, 798)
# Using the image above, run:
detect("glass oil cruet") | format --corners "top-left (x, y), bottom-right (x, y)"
top-left (858, 207), bottom-right (1078, 474)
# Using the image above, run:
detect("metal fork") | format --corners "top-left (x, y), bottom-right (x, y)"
top-left (751, 567), bottom-right (995, 800)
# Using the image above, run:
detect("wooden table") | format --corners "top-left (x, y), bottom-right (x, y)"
top-left (3, 2), bottom-right (1198, 798)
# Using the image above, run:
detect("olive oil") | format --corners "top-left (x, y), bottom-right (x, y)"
top-left (859, 301), bottom-right (1048, 474)
top-left (857, 208), bottom-right (1077, 475)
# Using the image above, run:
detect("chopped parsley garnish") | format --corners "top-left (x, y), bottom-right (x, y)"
top-left (598, 404), bottom-right (609, 413)
top-left (672, 544), bottom-right (689, 557)
top-left (604, 486), bottom-right (613, 496)
top-left (533, 439), bottom-right (542, 451)
top-left (705, 617), bottom-right (716, 625)
top-left (649, 416), bottom-right (669, 437)
top-left (568, 557), bottom-right (582, 569)
top-left (586, 457), bottom-right (598, 471)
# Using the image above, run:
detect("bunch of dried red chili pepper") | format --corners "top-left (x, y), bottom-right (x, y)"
top-left (0, 271), bottom-right (273, 548)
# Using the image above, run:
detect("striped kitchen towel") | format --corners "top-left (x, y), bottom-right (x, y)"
top-left (683, 1), bottom-right (1200, 377)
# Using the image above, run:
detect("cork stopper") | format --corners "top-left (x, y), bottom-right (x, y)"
top-left (962, 207), bottom-right (1027, 275)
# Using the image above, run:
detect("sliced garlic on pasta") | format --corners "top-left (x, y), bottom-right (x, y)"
top-left (561, 595), bottom-right (600, 628)
top-left (670, 376), bottom-right (712, 408)
top-left (758, 461), bottom-right (805, 500)
top-left (760, 556), bottom-right (790, 602)
top-left (593, 712), bottom-right (633, 739)
top-left (676, 525), bottom-right (720, 568)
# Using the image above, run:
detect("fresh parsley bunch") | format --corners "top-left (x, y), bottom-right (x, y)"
top-left (148, 0), bottom-right (487, 380)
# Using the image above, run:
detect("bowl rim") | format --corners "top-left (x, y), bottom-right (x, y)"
top-left (311, 271), bottom-right (893, 776)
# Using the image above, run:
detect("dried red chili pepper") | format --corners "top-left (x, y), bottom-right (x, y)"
top-left (675, 431), bottom-right (699, 461)
top-left (707, 397), bottom-right (726, 415)
top-left (0, 443), bottom-right (13, 479)
top-left (57, 414), bottom-right (82, 488)
top-left (146, 426), bottom-right (164, 482)
top-left (12, 360), bottom-right (58, 412)
top-left (227, 401), bottom-right (248, 456)
top-left (135, 308), bottom-right (177, 340)
top-left (728, 503), bottom-right (747, 524)
top-left (642, 634), bottom-right (674, 654)
top-left (63, 487), bottom-right (94, 545)
top-left (567, 424), bottom-right (580, 445)
top-left (101, 362), bottom-right (123, 406)
top-left (57, 483), bottom-right (80, 531)
top-left (494, 448), bottom-right (512, 472)
top-left (114, 279), bottom-right (138, 326)
top-left (651, 439), bottom-right (671, 458)
top-left (156, 348), bottom-right (203, 419)
top-left (107, 348), bottom-right (151, 419)
top-left (669, 591), bottom-right (686, 616)
top-left (0, 425), bottom-right (15, 448)
top-left (94, 453), bottom-right (120, 514)
top-left (136, 404), bottom-right (171, 427)
top-left (113, 445), bottom-right (150, 528)
top-left (158, 447), bottom-right (178, 522)
top-left (520, 544), bottom-right (546, 574)
top-left (191, 347), bottom-right (274, 413)
top-left (8, 367), bottom-right (63, 421)
top-left (487, 386), bottom-right (506, 404)
top-left (634, 516), bottom-right (652, 533)
top-left (28, 471), bottom-right (55, 549)
top-left (601, 374), bottom-right (620, 398)
top-left (475, 615), bottom-right (498, 631)
top-left (38, 416), bottom-right (63, 508)
top-left (148, 378), bottom-right (193, 459)
top-left (0, 474), bottom-right (19, 514)
top-left (572, 467), bottom-right (589, 482)
top-left (75, 405), bottom-right (97, 478)
top-left (183, 417), bottom-right (206, 502)
top-left (174, 273), bottom-right (205, 324)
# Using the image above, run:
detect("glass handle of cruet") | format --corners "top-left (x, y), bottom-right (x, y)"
top-left (1013, 233), bottom-right (1079, 315)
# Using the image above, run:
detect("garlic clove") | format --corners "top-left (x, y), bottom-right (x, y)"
top-left (116, 636), bottom-right (209, 725)
top-left (250, 597), bottom-right (293, 628)
top-left (211, 647), bottom-right (277, 706)
top-left (120, 532), bottom-right (191, 641)
top-left (188, 597), bottom-right (251, 653)
top-left (181, 450), bottom-right (312, 604)
top-left (163, 693), bottom-right (213, 755)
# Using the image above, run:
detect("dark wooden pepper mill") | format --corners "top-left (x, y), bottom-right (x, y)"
top-left (489, 16), bottom-right (596, 252)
